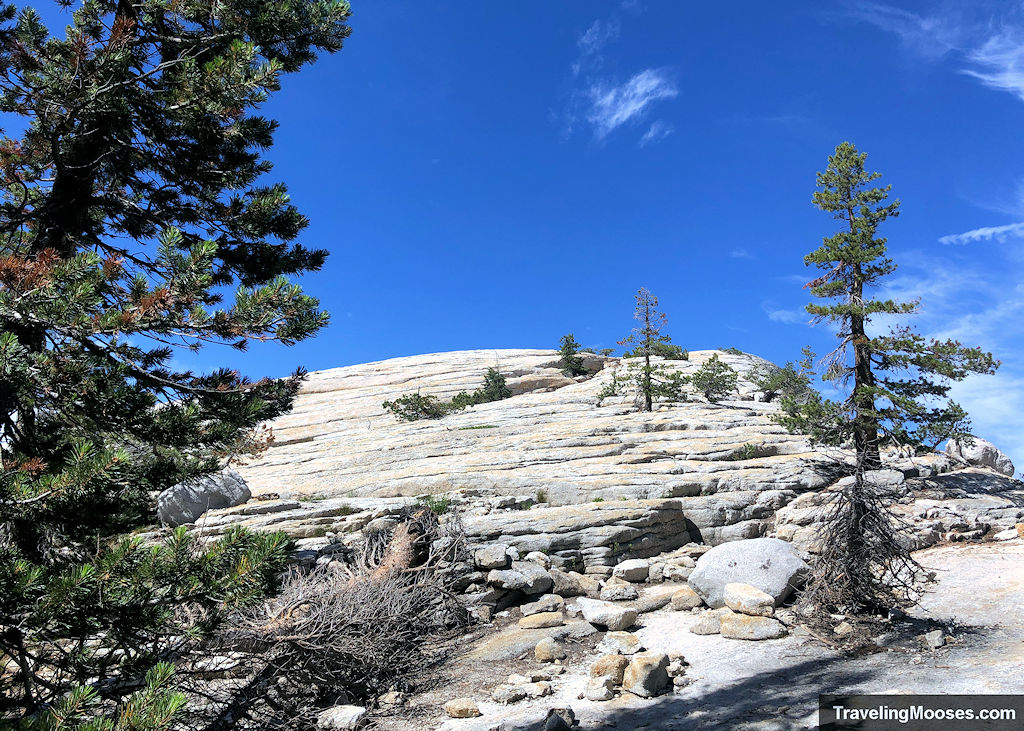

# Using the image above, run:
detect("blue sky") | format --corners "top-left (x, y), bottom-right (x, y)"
top-left (241, 1), bottom-right (1024, 466)
top-left (39, 2), bottom-right (1024, 466)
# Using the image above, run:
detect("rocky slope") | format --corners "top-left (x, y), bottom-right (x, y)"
top-left (223, 349), bottom-right (845, 543)
top-left (174, 348), bottom-right (1020, 557)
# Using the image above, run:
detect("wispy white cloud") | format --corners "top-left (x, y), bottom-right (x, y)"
top-left (964, 33), bottom-right (1024, 101)
top-left (939, 221), bottom-right (1024, 245)
top-left (586, 69), bottom-right (678, 140)
top-left (847, 3), bottom-right (1024, 104)
top-left (729, 247), bottom-right (754, 260)
top-left (639, 120), bottom-right (673, 147)
top-left (578, 19), bottom-right (619, 57)
top-left (764, 305), bottom-right (807, 325)
top-left (573, 20), bottom-right (619, 76)
top-left (563, 16), bottom-right (677, 144)
top-left (847, 2), bottom-right (960, 60)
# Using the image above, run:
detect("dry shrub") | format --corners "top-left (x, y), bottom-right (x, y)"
top-left (798, 470), bottom-right (931, 625)
top-left (188, 507), bottom-right (472, 729)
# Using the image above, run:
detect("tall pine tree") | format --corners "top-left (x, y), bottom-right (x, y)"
top-left (778, 142), bottom-right (998, 615)
top-left (0, 0), bottom-right (351, 721)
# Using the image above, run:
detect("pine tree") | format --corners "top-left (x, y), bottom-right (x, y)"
top-left (0, 0), bottom-right (351, 722)
top-left (617, 288), bottom-right (687, 411)
top-left (690, 354), bottom-right (738, 403)
top-left (778, 142), bottom-right (998, 616)
top-left (557, 333), bottom-right (587, 377)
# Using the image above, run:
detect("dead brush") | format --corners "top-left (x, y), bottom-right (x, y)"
top-left (187, 506), bottom-right (472, 730)
top-left (796, 469), bottom-right (933, 647)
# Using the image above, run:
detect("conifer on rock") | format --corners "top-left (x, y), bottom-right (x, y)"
top-left (618, 288), bottom-right (687, 411)
top-left (0, 0), bottom-right (352, 722)
top-left (778, 142), bottom-right (998, 616)
top-left (558, 333), bottom-right (587, 377)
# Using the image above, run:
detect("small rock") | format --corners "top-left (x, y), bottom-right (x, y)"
top-left (834, 621), bottom-right (855, 636)
top-left (622, 652), bottom-right (671, 698)
top-left (475, 545), bottom-right (511, 570)
top-left (444, 698), bottom-right (481, 718)
top-left (526, 551), bottom-right (552, 568)
top-left (488, 561), bottom-right (553, 595)
top-left (363, 517), bottom-right (398, 533)
top-left (491, 684), bottom-right (528, 704)
top-left (689, 607), bottom-right (733, 635)
top-left (585, 676), bottom-right (616, 701)
top-left (544, 708), bottom-right (578, 731)
top-left (723, 582), bottom-right (775, 617)
top-left (923, 629), bottom-right (945, 649)
top-left (719, 613), bottom-right (787, 640)
top-left (648, 562), bottom-right (665, 583)
top-left (568, 571), bottom-right (601, 596)
top-left (316, 705), bottom-right (367, 730)
top-left (535, 637), bottom-right (567, 662)
top-left (522, 594), bottom-right (566, 617)
top-left (598, 631), bottom-right (643, 656)
top-left (549, 569), bottom-right (585, 597)
top-left (472, 605), bottom-right (494, 623)
top-left (1018, 523), bottom-right (1024, 539)
top-left (600, 583), bottom-right (639, 602)
top-left (576, 598), bottom-right (638, 631)
top-left (634, 593), bottom-right (672, 614)
top-left (590, 654), bottom-right (630, 684)
top-left (663, 564), bottom-right (693, 582)
top-left (670, 586), bottom-right (703, 611)
top-left (993, 527), bottom-right (1019, 541)
top-left (612, 558), bottom-right (651, 583)
top-left (520, 611), bottom-right (565, 629)
top-left (524, 681), bottom-right (553, 698)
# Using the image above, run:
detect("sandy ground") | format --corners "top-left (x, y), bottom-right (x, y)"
top-left (377, 540), bottom-right (1024, 730)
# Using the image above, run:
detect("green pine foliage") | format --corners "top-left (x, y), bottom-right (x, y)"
top-left (747, 360), bottom-right (814, 404)
top-left (380, 392), bottom-right (451, 421)
top-left (776, 143), bottom-right (998, 460)
top-left (383, 368), bottom-right (512, 421)
top-left (0, 0), bottom-right (351, 723)
top-left (623, 341), bottom-right (688, 360)
top-left (691, 354), bottom-right (738, 403)
top-left (775, 142), bottom-right (998, 617)
top-left (618, 288), bottom-right (688, 411)
top-left (557, 333), bottom-right (588, 377)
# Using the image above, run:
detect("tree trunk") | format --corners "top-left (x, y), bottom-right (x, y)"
top-left (850, 242), bottom-right (881, 470)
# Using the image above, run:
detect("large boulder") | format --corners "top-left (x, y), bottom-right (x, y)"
top-left (946, 438), bottom-right (1015, 477)
top-left (687, 537), bottom-right (808, 609)
top-left (157, 468), bottom-right (251, 527)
